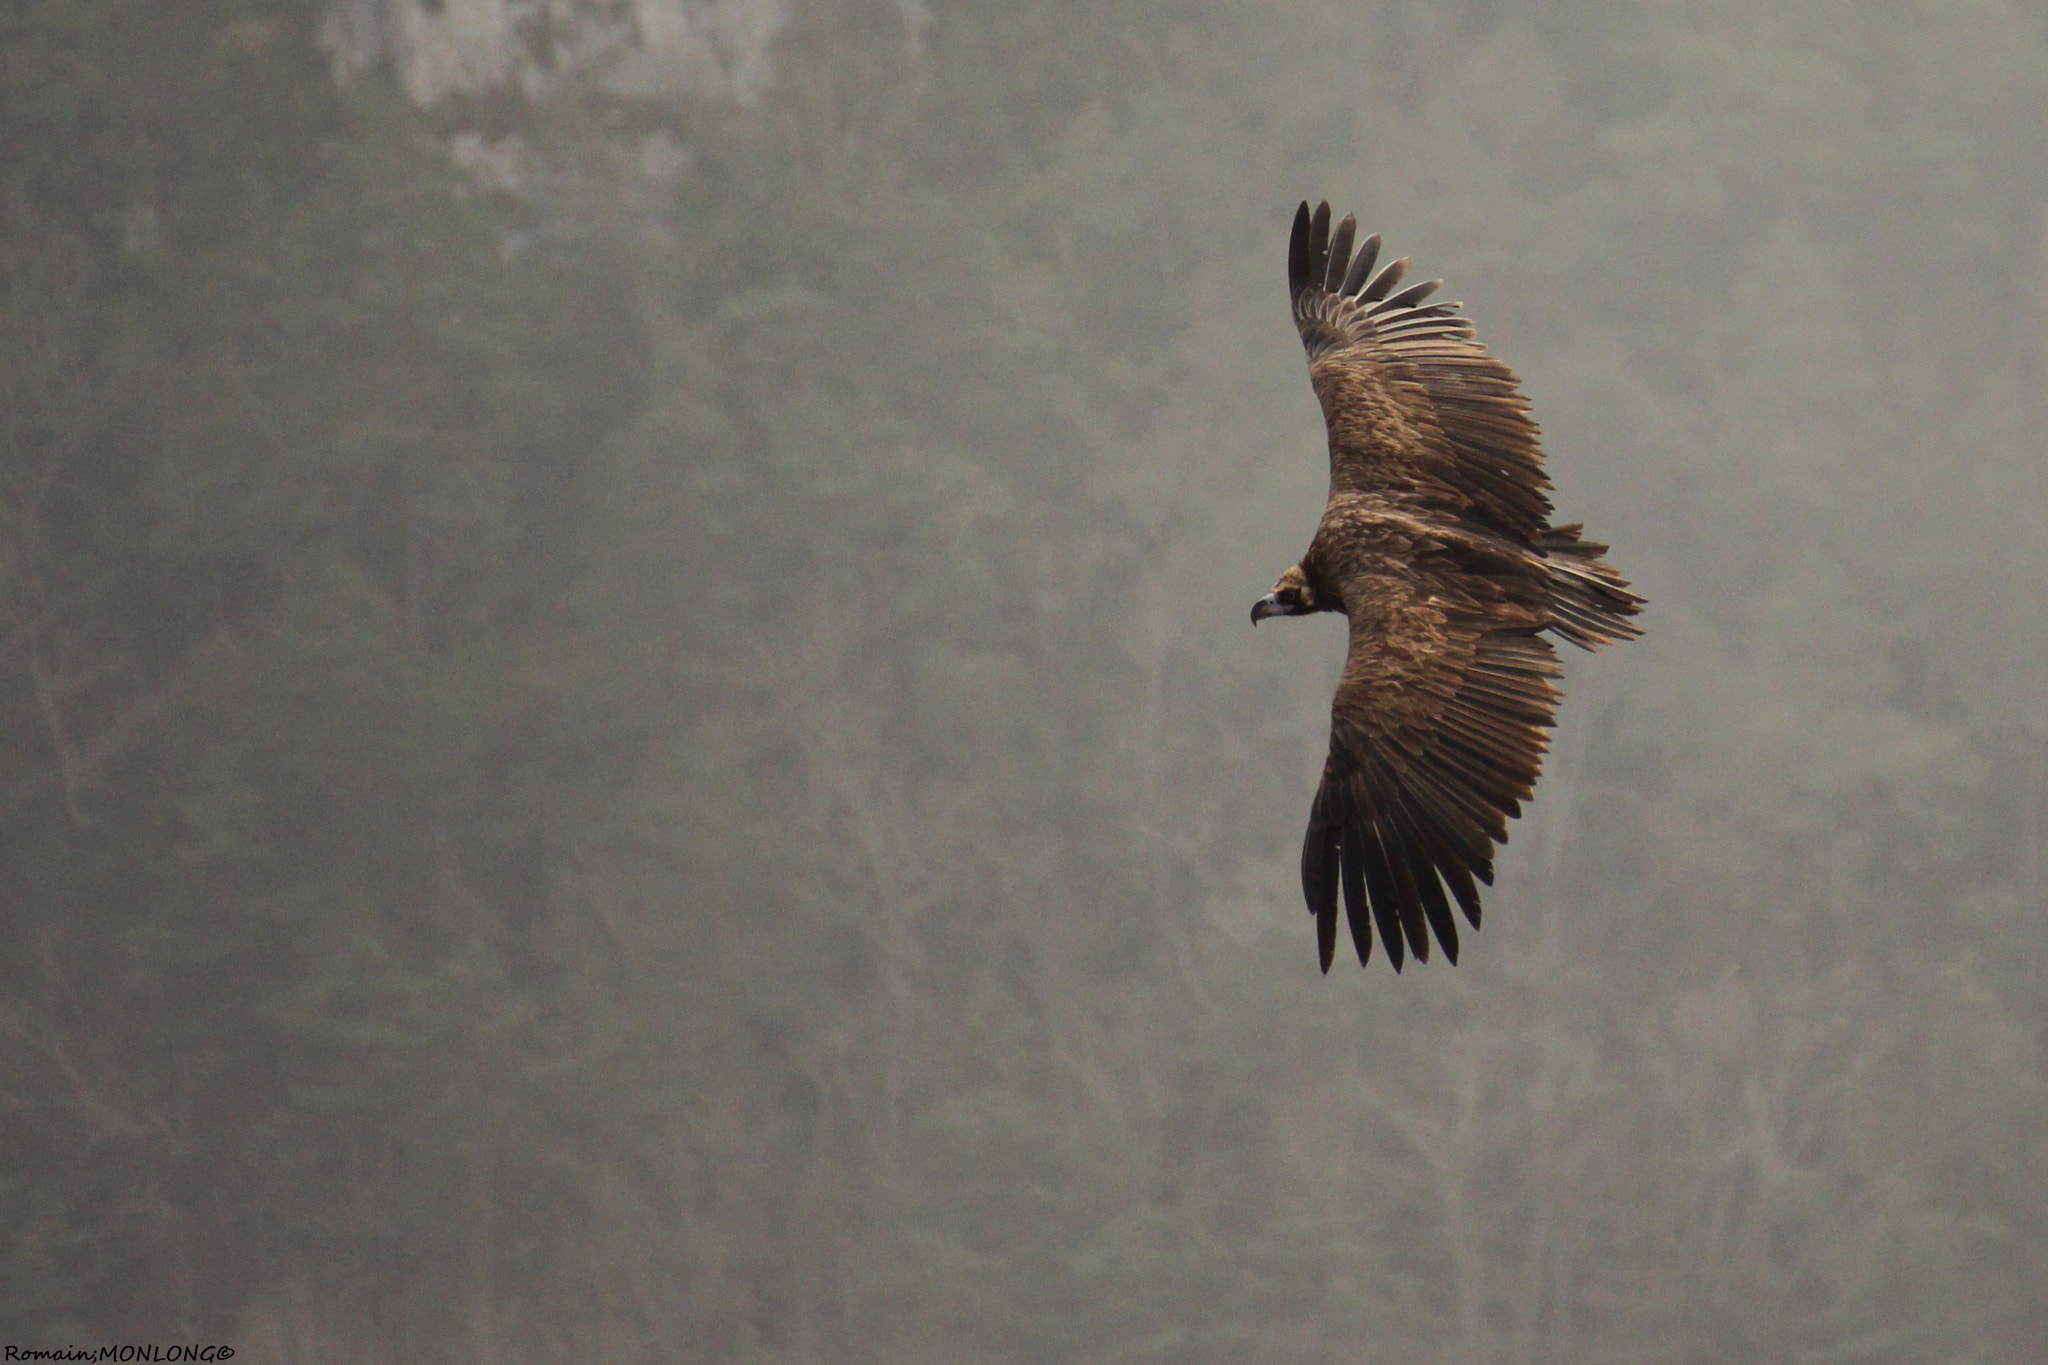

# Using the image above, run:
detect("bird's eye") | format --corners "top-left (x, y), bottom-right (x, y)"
top-left (1280, 589), bottom-right (1301, 604)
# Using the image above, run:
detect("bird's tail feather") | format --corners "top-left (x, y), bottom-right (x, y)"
top-left (1539, 525), bottom-right (1644, 650)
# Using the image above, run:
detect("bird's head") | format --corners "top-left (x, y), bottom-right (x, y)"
top-left (1251, 564), bottom-right (1323, 624)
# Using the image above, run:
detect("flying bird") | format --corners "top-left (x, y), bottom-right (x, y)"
top-left (1253, 201), bottom-right (1642, 974)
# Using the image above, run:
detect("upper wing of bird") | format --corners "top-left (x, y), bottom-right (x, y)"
top-left (1289, 200), bottom-right (1554, 540)
top-left (1299, 539), bottom-right (1563, 973)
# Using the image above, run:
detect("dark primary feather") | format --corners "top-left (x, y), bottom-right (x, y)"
top-left (1273, 201), bottom-right (1644, 973)
top-left (1340, 234), bottom-right (1380, 297)
top-left (1324, 214), bottom-right (1357, 294)
top-left (1359, 256), bottom-right (1410, 304)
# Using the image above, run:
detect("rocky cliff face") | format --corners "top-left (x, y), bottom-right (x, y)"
top-left (319, 0), bottom-right (787, 105)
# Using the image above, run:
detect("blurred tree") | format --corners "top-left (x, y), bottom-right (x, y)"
top-left (0, 0), bottom-right (643, 1343)
top-left (5, 0), bottom-right (2048, 1360)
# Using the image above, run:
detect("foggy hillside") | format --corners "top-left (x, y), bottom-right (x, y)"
top-left (3, 1), bottom-right (2044, 1361)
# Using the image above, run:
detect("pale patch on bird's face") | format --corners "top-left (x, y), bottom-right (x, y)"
top-left (1251, 565), bottom-right (1319, 624)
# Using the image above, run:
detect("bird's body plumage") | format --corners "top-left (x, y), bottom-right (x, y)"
top-left (1257, 201), bottom-right (1642, 973)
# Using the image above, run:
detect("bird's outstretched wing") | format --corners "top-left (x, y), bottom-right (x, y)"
top-left (1299, 553), bottom-right (1562, 973)
top-left (1289, 200), bottom-right (1555, 541)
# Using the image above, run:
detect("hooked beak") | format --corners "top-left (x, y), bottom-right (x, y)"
top-left (1251, 593), bottom-right (1281, 625)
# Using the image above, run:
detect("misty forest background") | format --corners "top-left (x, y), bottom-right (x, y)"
top-left (5, 0), bottom-right (2048, 1361)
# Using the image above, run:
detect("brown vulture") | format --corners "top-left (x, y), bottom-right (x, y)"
top-left (1252, 201), bottom-right (1643, 973)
